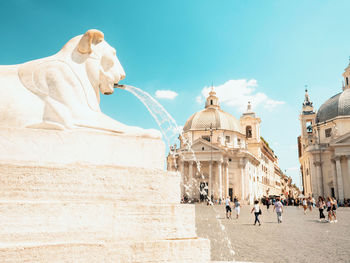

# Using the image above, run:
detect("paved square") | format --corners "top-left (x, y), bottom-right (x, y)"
top-left (195, 204), bottom-right (350, 263)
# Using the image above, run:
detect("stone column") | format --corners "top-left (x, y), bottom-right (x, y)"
top-left (209, 161), bottom-right (212, 199)
top-left (331, 159), bottom-right (338, 199)
top-left (225, 160), bottom-right (229, 198)
top-left (310, 161), bottom-right (319, 198)
top-left (179, 160), bottom-right (185, 198)
top-left (189, 161), bottom-right (193, 198)
top-left (335, 157), bottom-right (344, 202)
top-left (347, 156), bottom-right (350, 198)
top-left (245, 164), bottom-right (250, 203)
top-left (314, 161), bottom-right (324, 197)
top-left (217, 160), bottom-right (223, 200)
top-left (241, 167), bottom-right (245, 201)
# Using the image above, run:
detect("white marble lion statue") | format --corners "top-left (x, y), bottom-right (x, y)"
top-left (0, 29), bottom-right (160, 138)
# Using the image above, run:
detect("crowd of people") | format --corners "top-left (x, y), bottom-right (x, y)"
top-left (298, 196), bottom-right (338, 223)
top-left (316, 196), bottom-right (338, 223)
top-left (223, 195), bottom-right (341, 225)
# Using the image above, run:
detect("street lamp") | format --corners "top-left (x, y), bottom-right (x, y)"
top-left (316, 123), bottom-right (323, 196)
top-left (205, 123), bottom-right (217, 201)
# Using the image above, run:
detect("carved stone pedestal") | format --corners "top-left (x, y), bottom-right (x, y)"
top-left (0, 128), bottom-right (210, 262)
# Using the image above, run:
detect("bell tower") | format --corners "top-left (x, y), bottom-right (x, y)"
top-left (240, 102), bottom-right (261, 157)
top-left (299, 88), bottom-right (316, 149)
top-left (240, 102), bottom-right (261, 141)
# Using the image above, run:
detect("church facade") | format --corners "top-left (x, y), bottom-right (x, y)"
top-left (299, 61), bottom-right (350, 203)
top-left (167, 89), bottom-right (294, 204)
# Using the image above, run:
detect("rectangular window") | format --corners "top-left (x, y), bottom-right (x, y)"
top-left (225, 136), bottom-right (230, 143)
top-left (202, 135), bottom-right (210, 142)
top-left (325, 128), bottom-right (332, 138)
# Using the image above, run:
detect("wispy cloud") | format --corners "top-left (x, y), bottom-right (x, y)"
top-left (197, 79), bottom-right (284, 112)
top-left (155, 90), bottom-right (178, 100)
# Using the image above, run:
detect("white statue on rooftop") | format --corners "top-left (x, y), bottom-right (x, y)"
top-left (0, 29), bottom-right (160, 138)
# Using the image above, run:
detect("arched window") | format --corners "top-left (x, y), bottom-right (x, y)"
top-left (210, 100), bottom-right (213, 105)
top-left (347, 77), bottom-right (349, 86)
top-left (246, 126), bottom-right (252, 138)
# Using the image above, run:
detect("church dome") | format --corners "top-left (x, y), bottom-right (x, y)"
top-left (316, 62), bottom-right (350, 123)
top-left (183, 89), bottom-right (241, 132)
top-left (316, 89), bottom-right (350, 123)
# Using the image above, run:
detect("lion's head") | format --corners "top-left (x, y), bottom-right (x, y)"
top-left (70, 29), bottom-right (126, 96)
top-left (13, 29), bottom-right (160, 137)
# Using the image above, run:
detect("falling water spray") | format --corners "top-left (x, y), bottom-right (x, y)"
top-left (115, 84), bottom-right (235, 258)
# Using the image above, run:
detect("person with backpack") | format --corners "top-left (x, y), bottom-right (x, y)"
top-left (251, 200), bottom-right (261, 226)
top-left (225, 196), bottom-right (232, 219)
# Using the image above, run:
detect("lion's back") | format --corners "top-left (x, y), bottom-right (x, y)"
top-left (0, 64), bottom-right (44, 128)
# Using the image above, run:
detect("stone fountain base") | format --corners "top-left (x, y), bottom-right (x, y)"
top-left (0, 128), bottom-right (210, 262)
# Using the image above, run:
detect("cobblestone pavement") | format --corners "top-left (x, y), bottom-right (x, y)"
top-left (195, 204), bottom-right (350, 263)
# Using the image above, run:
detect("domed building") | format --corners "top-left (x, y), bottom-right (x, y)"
top-left (299, 61), bottom-right (350, 203)
top-left (167, 89), bottom-right (288, 204)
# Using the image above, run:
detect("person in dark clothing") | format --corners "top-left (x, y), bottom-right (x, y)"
top-left (251, 200), bottom-right (261, 226)
top-left (317, 196), bottom-right (326, 222)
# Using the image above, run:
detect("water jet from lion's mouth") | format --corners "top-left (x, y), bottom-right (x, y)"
top-left (114, 84), bottom-right (236, 259)
top-left (114, 84), bottom-right (126, 89)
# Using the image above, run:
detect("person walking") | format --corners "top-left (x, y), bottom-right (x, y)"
top-left (225, 196), bottom-right (232, 219)
top-left (266, 198), bottom-right (270, 210)
top-left (312, 196), bottom-right (316, 208)
top-left (251, 200), bottom-right (261, 226)
top-left (331, 198), bottom-right (338, 223)
top-left (273, 197), bottom-right (284, 223)
top-left (302, 198), bottom-right (308, 215)
top-left (234, 198), bottom-right (241, 219)
top-left (307, 197), bottom-right (313, 212)
top-left (317, 196), bottom-right (326, 222)
top-left (326, 197), bottom-right (334, 223)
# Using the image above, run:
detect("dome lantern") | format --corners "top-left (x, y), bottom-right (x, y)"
top-left (205, 87), bottom-right (220, 109)
top-left (342, 57), bottom-right (350, 90)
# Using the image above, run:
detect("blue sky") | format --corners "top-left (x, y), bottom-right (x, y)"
top-left (2, 0), bottom-right (350, 188)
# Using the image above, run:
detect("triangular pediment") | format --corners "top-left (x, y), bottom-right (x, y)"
top-left (330, 131), bottom-right (350, 145)
top-left (186, 138), bottom-right (222, 152)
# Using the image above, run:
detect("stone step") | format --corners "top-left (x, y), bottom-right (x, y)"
top-left (0, 238), bottom-right (211, 263)
top-left (0, 162), bottom-right (180, 204)
top-left (0, 201), bottom-right (196, 244)
top-left (0, 127), bottom-right (165, 170)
